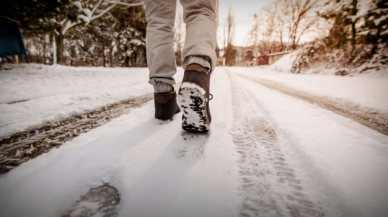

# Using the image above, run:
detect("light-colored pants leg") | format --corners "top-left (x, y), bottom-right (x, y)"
top-left (180, 0), bottom-right (218, 73)
top-left (145, 0), bottom-right (218, 88)
top-left (145, 0), bottom-right (177, 85)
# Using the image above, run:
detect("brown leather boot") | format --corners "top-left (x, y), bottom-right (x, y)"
top-left (178, 64), bottom-right (212, 133)
top-left (154, 91), bottom-right (181, 120)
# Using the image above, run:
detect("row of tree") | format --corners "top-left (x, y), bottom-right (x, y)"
top-left (1, 0), bottom-right (147, 67)
top-left (243, 0), bottom-right (387, 69)
top-left (293, 0), bottom-right (388, 73)
top-left (246, 0), bottom-right (324, 58)
top-left (220, 0), bottom-right (324, 66)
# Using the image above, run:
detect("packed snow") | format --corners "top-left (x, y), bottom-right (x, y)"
top-left (1, 62), bottom-right (388, 217)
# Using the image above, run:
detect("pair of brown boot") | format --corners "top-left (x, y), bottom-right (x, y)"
top-left (154, 64), bottom-right (211, 133)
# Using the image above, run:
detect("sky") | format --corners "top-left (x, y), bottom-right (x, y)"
top-left (177, 0), bottom-right (274, 48)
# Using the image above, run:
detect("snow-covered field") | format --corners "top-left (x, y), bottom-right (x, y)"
top-left (0, 63), bottom-right (388, 217)
top-left (0, 64), bottom-right (184, 137)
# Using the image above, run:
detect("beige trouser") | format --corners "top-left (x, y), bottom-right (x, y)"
top-left (145, 0), bottom-right (218, 86)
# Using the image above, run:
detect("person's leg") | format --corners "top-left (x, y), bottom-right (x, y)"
top-left (180, 0), bottom-right (218, 73)
top-left (145, 0), bottom-right (177, 93)
top-left (178, 0), bottom-right (217, 132)
top-left (145, 0), bottom-right (181, 120)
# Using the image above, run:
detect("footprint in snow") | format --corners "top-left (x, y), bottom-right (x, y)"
top-left (63, 183), bottom-right (120, 217)
top-left (175, 131), bottom-right (209, 160)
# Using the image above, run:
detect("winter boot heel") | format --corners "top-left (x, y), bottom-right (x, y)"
top-left (154, 91), bottom-right (181, 120)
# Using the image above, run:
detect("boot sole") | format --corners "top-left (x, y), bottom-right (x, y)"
top-left (178, 82), bottom-right (209, 133)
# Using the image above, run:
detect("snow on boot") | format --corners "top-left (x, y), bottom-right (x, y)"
top-left (178, 63), bottom-right (212, 133)
top-left (154, 91), bottom-right (181, 120)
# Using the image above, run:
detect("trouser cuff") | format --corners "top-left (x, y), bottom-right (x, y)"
top-left (182, 55), bottom-right (211, 72)
top-left (152, 81), bottom-right (174, 93)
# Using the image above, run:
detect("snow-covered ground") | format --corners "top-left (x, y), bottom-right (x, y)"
top-left (231, 66), bottom-right (388, 113)
top-left (0, 64), bottom-right (184, 137)
top-left (1, 63), bottom-right (388, 217)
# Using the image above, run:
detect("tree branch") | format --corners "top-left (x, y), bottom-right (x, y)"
top-left (104, 1), bottom-right (144, 6)
top-left (91, 0), bottom-right (103, 16)
top-left (91, 4), bottom-right (117, 20)
top-left (0, 15), bottom-right (18, 23)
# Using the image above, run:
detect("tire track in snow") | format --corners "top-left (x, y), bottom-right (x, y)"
top-left (0, 93), bottom-right (154, 175)
top-left (228, 72), bottom-right (325, 217)
top-left (0, 84), bottom-right (181, 175)
top-left (237, 74), bottom-right (388, 136)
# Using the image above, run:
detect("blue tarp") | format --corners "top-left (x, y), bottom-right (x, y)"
top-left (0, 24), bottom-right (29, 63)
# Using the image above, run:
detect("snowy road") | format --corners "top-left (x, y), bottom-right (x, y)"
top-left (1, 67), bottom-right (388, 217)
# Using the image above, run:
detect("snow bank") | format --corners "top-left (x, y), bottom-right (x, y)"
top-left (0, 64), bottom-right (184, 138)
top-left (267, 52), bottom-right (297, 73)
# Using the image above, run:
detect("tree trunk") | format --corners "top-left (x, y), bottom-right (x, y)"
top-left (292, 35), bottom-right (297, 50)
top-left (55, 34), bottom-right (65, 64)
top-left (103, 43), bottom-right (106, 67)
top-left (110, 47), bottom-right (113, 67)
top-left (351, 22), bottom-right (356, 52)
top-left (350, 0), bottom-right (358, 52)
top-left (280, 33), bottom-right (283, 51)
top-left (52, 34), bottom-right (57, 65)
top-left (43, 40), bottom-right (46, 65)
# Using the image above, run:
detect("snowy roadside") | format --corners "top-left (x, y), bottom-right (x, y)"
top-left (265, 52), bottom-right (388, 78)
top-left (235, 73), bottom-right (388, 137)
top-left (228, 66), bottom-right (388, 114)
top-left (0, 64), bottom-right (184, 138)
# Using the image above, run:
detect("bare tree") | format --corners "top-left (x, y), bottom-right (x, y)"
top-left (53, 0), bottom-right (143, 64)
top-left (224, 7), bottom-right (236, 65)
top-left (263, 1), bottom-right (288, 51)
top-left (284, 0), bottom-right (321, 50)
top-left (173, 13), bottom-right (185, 65)
top-left (264, 11), bottom-right (276, 54)
top-left (249, 0), bottom-right (322, 52)
top-left (223, 22), bottom-right (226, 50)
top-left (247, 11), bottom-right (275, 56)
top-left (226, 7), bottom-right (235, 47)
top-left (247, 13), bottom-right (261, 56)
